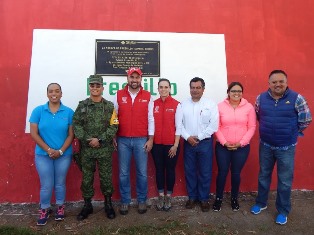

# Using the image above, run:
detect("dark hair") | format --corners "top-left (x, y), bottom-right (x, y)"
top-left (47, 83), bottom-right (62, 92)
top-left (189, 77), bottom-right (205, 88)
top-left (227, 82), bottom-right (243, 93)
top-left (158, 78), bottom-right (171, 88)
top-left (269, 70), bottom-right (287, 79)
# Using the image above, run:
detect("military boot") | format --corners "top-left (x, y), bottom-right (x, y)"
top-left (77, 198), bottom-right (93, 221)
top-left (104, 195), bottom-right (116, 219)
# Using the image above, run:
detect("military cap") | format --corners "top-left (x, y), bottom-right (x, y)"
top-left (89, 75), bottom-right (103, 84)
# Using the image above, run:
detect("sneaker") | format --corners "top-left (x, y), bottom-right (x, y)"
top-left (37, 208), bottom-right (52, 226)
top-left (55, 205), bottom-right (65, 221)
top-left (164, 195), bottom-right (172, 211)
top-left (231, 198), bottom-right (240, 211)
top-left (155, 195), bottom-right (164, 211)
top-left (212, 198), bottom-right (222, 212)
top-left (138, 202), bottom-right (147, 214)
top-left (250, 204), bottom-right (267, 215)
top-left (185, 199), bottom-right (197, 209)
top-left (119, 204), bottom-right (129, 215)
top-left (275, 214), bottom-right (287, 225)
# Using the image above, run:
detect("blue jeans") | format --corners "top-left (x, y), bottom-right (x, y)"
top-left (117, 137), bottom-right (148, 204)
top-left (256, 143), bottom-right (296, 216)
top-left (151, 144), bottom-right (180, 194)
top-left (35, 154), bottom-right (72, 209)
top-left (184, 138), bottom-right (213, 201)
top-left (215, 142), bottom-right (250, 199)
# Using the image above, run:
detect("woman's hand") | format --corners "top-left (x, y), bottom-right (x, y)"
top-left (48, 149), bottom-right (59, 159)
top-left (168, 145), bottom-right (178, 158)
top-left (225, 142), bottom-right (241, 151)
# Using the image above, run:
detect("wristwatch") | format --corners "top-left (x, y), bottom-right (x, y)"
top-left (59, 149), bottom-right (63, 156)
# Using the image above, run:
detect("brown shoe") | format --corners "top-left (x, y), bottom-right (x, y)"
top-left (200, 201), bottom-right (210, 212)
top-left (119, 204), bottom-right (129, 215)
top-left (185, 199), bottom-right (197, 209)
top-left (138, 202), bottom-right (147, 214)
top-left (155, 196), bottom-right (164, 211)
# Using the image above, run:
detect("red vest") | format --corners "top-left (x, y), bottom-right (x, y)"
top-left (117, 85), bottom-right (151, 137)
top-left (153, 96), bottom-right (179, 145)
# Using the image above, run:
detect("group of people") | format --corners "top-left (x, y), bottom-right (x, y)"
top-left (29, 68), bottom-right (311, 226)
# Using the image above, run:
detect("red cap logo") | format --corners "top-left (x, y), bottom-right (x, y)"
top-left (127, 67), bottom-right (143, 76)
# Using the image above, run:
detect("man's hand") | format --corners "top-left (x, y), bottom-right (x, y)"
top-left (187, 136), bottom-right (199, 147)
top-left (144, 137), bottom-right (154, 152)
top-left (87, 138), bottom-right (100, 148)
top-left (113, 137), bottom-right (118, 151)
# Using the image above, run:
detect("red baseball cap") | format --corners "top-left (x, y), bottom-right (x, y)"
top-left (127, 67), bottom-right (143, 76)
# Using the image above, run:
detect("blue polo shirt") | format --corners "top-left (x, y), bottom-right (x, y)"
top-left (29, 102), bottom-right (74, 155)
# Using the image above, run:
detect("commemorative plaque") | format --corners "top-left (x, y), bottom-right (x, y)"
top-left (95, 39), bottom-right (160, 76)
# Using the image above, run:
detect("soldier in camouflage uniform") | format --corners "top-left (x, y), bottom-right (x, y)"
top-left (73, 75), bottom-right (118, 220)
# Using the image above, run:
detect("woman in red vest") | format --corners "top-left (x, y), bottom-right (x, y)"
top-left (152, 78), bottom-right (183, 211)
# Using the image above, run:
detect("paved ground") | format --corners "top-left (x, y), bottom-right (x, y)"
top-left (0, 191), bottom-right (314, 234)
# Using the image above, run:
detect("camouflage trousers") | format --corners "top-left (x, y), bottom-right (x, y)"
top-left (80, 154), bottom-right (114, 199)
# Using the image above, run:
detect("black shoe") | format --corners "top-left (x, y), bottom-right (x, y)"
top-left (104, 195), bottom-right (116, 219)
top-left (77, 199), bottom-right (93, 221)
top-left (213, 198), bottom-right (222, 212)
top-left (231, 197), bottom-right (240, 211)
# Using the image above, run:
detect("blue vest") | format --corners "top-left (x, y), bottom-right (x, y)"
top-left (259, 89), bottom-right (298, 147)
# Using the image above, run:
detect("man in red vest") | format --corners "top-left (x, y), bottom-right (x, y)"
top-left (113, 67), bottom-right (154, 215)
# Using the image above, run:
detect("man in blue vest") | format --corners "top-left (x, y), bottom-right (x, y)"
top-left (250, 70), bottom-right (312, 225)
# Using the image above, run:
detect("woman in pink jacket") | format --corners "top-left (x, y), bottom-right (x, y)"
top-left (213, 82), bottom-right (256, 212)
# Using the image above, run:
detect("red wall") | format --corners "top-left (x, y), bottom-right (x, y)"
top-left (1, 0), bottom-right (313, 203)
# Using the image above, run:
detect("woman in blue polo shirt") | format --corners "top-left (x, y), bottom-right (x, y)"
top-left (29, 83), bottom-right (74, 226)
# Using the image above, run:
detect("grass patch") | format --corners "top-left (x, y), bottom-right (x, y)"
top-left (258, 224), bottom-right (270, 232)
top-left (87, 220), bottom-right (226, 235)
top-left (89, 220), bottom-right (190, 235)
top-left (0, 221), bottom-right (225, 235)
top-left (0, 225), bottom-right (37, 235)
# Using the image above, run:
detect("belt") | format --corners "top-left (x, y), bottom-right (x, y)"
top-left (201, 138), bottom-right (211, 141)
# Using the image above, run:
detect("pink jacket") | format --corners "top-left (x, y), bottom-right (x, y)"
top-left (215, 98), bottom-right (256, 146)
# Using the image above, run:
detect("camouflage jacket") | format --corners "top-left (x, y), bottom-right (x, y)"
top-left (73, 98), bottom-right (118, 155)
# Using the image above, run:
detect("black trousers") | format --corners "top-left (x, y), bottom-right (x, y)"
top-left (151, 144), bottom-right (180, 194)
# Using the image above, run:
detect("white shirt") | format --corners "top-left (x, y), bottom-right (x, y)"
top-left (174, 103), bottom-right (183, 135)
top-left (114, 87), bottom-right (155, 136)
top-left (181, 96), bottom-right (219, 141)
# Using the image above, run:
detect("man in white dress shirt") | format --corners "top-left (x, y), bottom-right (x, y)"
top-left (181, 77), bottom-right (219, 212)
